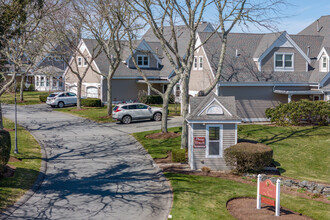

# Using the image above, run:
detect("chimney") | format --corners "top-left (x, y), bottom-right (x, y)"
top-left (235, 49), bottom-right (239, 57)
top-left (307, 46), bottom-right (310, 57)
top-left (317, 19), bottom-right (320, 32)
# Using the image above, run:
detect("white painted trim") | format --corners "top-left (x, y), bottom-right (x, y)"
top-left (235, 124), bottom-right (238, 145)
top-left (197, 97), bottom-right (233, 116)
top-left (189, 90), bottom-right (199, 96)
top-left (126, 39), bottom-right (162, 65)
top-left (199, 56), bottom-right (203, 70)
top-left (320, 55), bottom-right (329, 72)
top-left (241, 118), bottom-right (270, 122)
top-left (187, 120), bottom-right (242, 124)
top-left (256, 31), bottom-right (311, 65)
top-left (193, 56), bottom-right (198, 70)
top-left (82, 83), bottom-right (100, 87)
top-left (218, 83), bottom-right (314, 87)
top-left (77, 57), bottom-right (83, 67)
top-left (320, 72), bottom-right (330, 87)
top-left (274, 52), bottom-right (294, 71)
top-left (136, 55), bottom-right (150, 68)
top-left (189, 124), bottom-right (194, 169)
top-left (317, 47), bottom-right (330, 60)
top-left (206, 124), bottom-right (223, 158)
top-left (201, 40), bottom-right (215, 78)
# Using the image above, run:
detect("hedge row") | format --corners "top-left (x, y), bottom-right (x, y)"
top-left (0, 130), bottom-right (11, 176)
top-left (39, 95), bottom-right (48, 102)
top-left (224, 142), bottom-right (273, 173)
top-left (265, 100), bottom-right (330, 126)
top-left (81, 98), bottom-right (102, 107)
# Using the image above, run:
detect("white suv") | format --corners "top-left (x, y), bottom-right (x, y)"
top-left (113, 103), bottom-right (162, 124)
top-left (46, 92), bottom-right (77, 108)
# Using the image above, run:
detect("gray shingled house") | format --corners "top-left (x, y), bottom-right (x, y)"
top-left (186, 93), bottom-right (241, 170)
top-left (64, 22), bottom-right (214, 102)
top-left (189, 16), bottom-right (330, 122)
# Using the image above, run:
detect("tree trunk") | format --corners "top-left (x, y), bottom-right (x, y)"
top-left (107, 77), bottom-right (112, 116)
top-left (77, 78), bottom-right (82, 110)
top-left (0, 101), bottom-right (3, 130)
top-left (20, 73), bottom-right (25, 102)
top-left (161, 94), bottom-right (169, 133)
top-left (180, 74), bottom-right (190, 149)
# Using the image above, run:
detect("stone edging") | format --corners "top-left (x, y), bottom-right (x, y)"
top-left (0, 129), bottom-right (48, 219)
top-left (244, 173), bottom-right (330, 197)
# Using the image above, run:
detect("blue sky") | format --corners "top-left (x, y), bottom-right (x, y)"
top-left (206, 0), bottom-right (330, 34)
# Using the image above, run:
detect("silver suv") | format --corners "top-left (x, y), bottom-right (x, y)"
top-left (113, 103), bottom-right (162, 124)
top-left (46, 92), bottom-right (77, 108)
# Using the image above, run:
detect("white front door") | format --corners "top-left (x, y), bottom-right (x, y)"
top-left (86, 86), bottom-right (98, 98)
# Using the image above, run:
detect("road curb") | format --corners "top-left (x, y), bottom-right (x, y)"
top-left (0, 127), bottom-right (48, 219)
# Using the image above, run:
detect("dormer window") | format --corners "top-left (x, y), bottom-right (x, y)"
top-left (274, 53), bottom-right (294, 71)
top-left (320, 56), bottom-right (328, 72)
top-left (137, 55), bottom-right (149, 67)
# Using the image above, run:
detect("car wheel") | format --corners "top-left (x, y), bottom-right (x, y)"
top-left (122, 115), bottom-right (132, 124)
top-left (153, 112), bottom-right (162, 121)
top-left (58, 101), bottom-right (64, 108)
top-left (50, 105), bottom-right (55, 108)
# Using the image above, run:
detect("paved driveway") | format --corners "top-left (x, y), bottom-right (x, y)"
top-left (1, 104), bottom-right (182, 220)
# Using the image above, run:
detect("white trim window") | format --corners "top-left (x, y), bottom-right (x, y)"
top-left (274, 53), bottom-right (294, 71)
top-left (83, 57), bottom-right (88, 67)
top-left (320, 56), bottom-right (328, 72)
top-left (77, 57), bottom-right (82, 67)
top-left (199, 56), bottom-right (203, 70)
top-left (137, 55), bottom-right (149, 67)
top-left (193, 56), bottom-right (198, 70)
top-left (40, 77), bottom-right (45, 86)
top-left (206, 125), bottom-right (223, 158)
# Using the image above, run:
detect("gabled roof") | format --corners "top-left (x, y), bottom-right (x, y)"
top-left (299, 15), bottom-right (330, 46)
top-left (198, 31), bottom-right (325, 84)
top-left (187, 92), bottom-right (241, 121)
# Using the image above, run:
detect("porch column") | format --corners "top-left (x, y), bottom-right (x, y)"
top-left (288, 94), bottom-right (292, 103)
top-left (147, 84), bottom-right (151, 96)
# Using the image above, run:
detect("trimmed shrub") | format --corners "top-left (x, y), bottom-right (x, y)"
top-left (81, 98), bottom-right (102, 107)
top-left (146, 95), bottom-right (163, 104)
top-left (27, 84), bottom-right (35, 91)
top-left (224, 142), bottom-right (273, 173)
top-left (39, 95), bottom-right (48, 102)
top-left (172, 149), bottom-right (186, 163)
top-left (0, 130), bottom-right (11, 176)
top-left (265, 100), bottom-right (330, 126)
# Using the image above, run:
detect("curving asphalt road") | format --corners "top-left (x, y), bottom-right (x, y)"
top-left (1, 104), bottom-right (182, 220)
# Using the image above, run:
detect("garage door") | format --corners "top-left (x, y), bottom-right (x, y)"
top-left (69, 86), bottom-right (77, 94)
top-left (86, 86), bottom-right (98, 98)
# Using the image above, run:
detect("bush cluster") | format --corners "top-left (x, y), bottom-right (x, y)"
top-left (265, 100), bottom-right (330, 126)
top-left (224, 142), bottom-right (273, 174)
top-left (0, 130), bottom-right (11, 176)
top-left (172, 149), bottom-right (186, 163)
top-left (137, 90), bottom-right (175, 105)
top-left (39, 95), bottom-right (48, 102)
top-left (81, 98), bottom-right (102, 107)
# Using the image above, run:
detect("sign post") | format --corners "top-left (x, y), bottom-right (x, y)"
top-left (256, 174), bottom-right (281, 216)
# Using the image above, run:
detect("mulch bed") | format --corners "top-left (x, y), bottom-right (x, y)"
top-left (154, 152), bottom-right (173, 163)
top-left (3, 128), bottom-right (15, 132)
top-left (227, 198), bottom-right (312, 219)
top-left (145, 132), bottom-right (180, 139)
top-left (9, 156), bottom-right (22, 162)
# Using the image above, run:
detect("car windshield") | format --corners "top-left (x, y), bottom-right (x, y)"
top-left (49, 94), bottom-right (57, 97)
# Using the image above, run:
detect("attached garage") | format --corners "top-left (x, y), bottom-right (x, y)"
top-left (86, 86), bottom-right (98, 98)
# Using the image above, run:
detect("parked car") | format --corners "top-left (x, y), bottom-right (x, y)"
top-left (46, 92), bottom-right (77, 108)
top-left (112, 103), bottom-right (162, 124)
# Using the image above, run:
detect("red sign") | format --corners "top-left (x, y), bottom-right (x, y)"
top-left (194, 137), bottom-right (205, 148)
top-left (260, 179), bottom-right (276, 206)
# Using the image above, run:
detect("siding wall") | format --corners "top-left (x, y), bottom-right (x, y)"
top-left (219, 86), bottom-right (310, 119)
top-left (190, 123), bottom-right (236, 170)
top-left (262, 47), bottom-right (307, 72)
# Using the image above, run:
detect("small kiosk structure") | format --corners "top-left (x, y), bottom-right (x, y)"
top-left (186, 93), bottom-right (241, 170)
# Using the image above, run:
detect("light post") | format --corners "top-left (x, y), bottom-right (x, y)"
top-left (14, 76), bottom-right (18, 154)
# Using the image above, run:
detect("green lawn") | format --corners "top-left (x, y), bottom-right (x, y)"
top-left (238, 125), bottom-right (330, 183)
top-left (132, 127), bottom-right (181, 158)
top-left (166, 173), bottom-right (330, 220)
top-left (54, 106), bottom-right (117, 123)
top-left (0, 118), bottom-right (42, 211)
top-left (134, 124), bottom-right (330, 183)
top-left (149, 103), bottom-right (181, 116)
top-left (0, 91), bottom-right (50, 105)
top-left (55, 104), bottom-right (180, 123)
